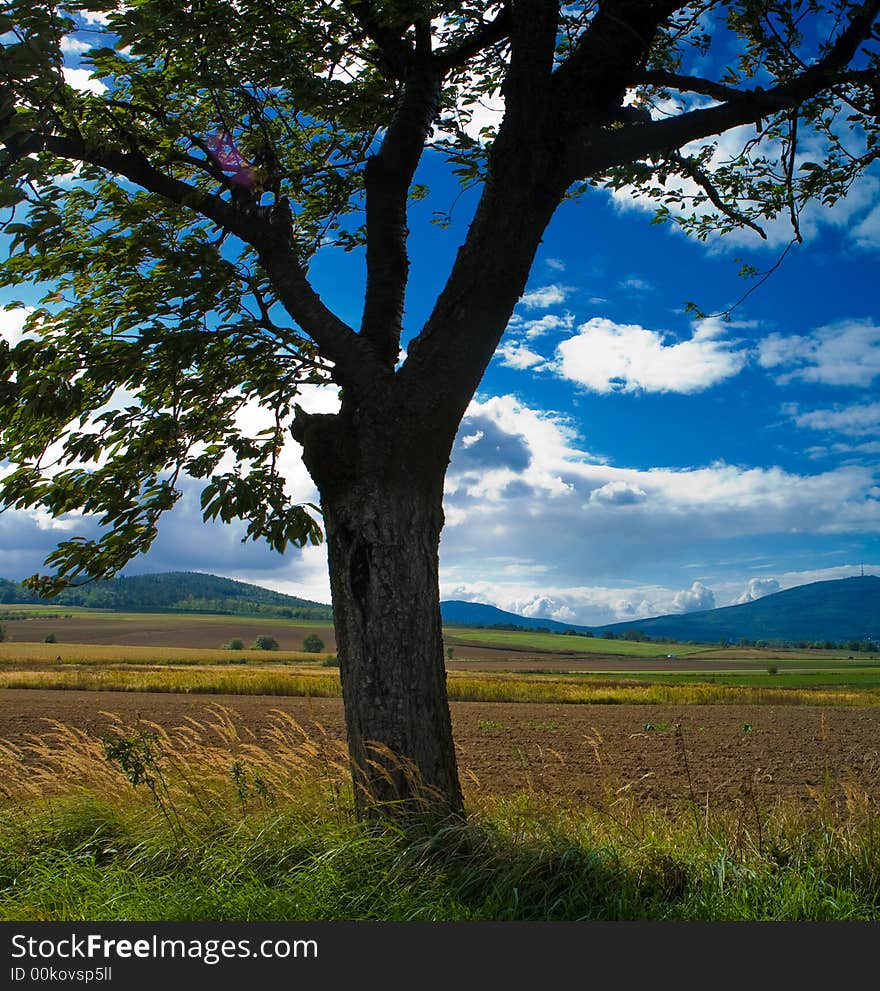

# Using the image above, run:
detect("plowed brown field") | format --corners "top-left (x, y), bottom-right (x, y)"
top-left (2, 689), bottom-right (878, 810)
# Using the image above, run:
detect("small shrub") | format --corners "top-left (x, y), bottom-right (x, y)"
top-left (252, 635), bottom-right (279, 651)
top-left (303, 633), bottom-right (325, 653)
top-left (224, 638), bottom-right (245, 650)
top-left (767, 664), bottom-right (779, 675)
top-left (44, 632), bottom-right (57, 644)
top-left (446, 646), bottom-right (454, 660)
top-left (321, 654), bottom-right (339, 667)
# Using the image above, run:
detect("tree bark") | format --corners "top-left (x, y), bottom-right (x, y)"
top-left (298, 405), bottom-right (463, 820)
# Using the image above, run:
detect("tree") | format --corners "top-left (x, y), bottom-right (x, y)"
top-left (252, 634), bottom-right (279, 650)
top-left (1, 1), bottom-right (878, 820)
top-left (303, 632), bottom-right (325, 652)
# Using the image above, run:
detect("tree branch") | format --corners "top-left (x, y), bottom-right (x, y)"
top-left (565, 0), bottom-right (880, 179)
top-left (360, 37), bottom-right (441, 367)
top-left (342, 0), bottom-right (414, 79)
top-left (631, 69), bottom-right (749, 103)
top-left (1, 129), bottom-right (367, 381)
top-left (433, 7), bottom-right (512, 71)
top-left (669, 150), bottom-right (767, 238)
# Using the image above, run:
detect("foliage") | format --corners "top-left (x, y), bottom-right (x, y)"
top-left (302, 632), bottom-right (325, 653)
top-left (252, 635), bottom-right (279, 651)
top-left (0, 2), bottom-right (877, 592)
top-left (224, 638), bottom-right (245, 650)
top-left (43, 631), bottom-right (57, 643)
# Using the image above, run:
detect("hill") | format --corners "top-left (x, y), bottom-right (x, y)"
top-left (0, 572), bottom-right (333, 621)
top-left (596, 576), bottom-right (879, 645)
top-left (440, 600), bottom-right (589, 633)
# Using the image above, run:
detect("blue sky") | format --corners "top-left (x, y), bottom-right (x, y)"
top-left (1, 11), bottom-right (879, 625)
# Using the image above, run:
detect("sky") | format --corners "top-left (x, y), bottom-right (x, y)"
top-left (1, 10), bottom-right (879, 626)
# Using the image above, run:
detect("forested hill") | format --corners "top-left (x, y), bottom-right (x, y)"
top-left (0, 572), bottom-right (333, 620)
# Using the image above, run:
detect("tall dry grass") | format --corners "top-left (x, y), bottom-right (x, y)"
top-left (1, 706), bottom-right (879, 921)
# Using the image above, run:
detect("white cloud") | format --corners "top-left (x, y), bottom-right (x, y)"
top-left (618, 277), bottom-right (653, 292)
top-left (758, 319), bottom-right (880, 386)
top-left (437, 394), bottom-right (880, 623)
top-left (62, 67), bottom-right (107, 95)
top-left (79, 11), bottom-right (113, 27)
top-left (853, 203), bottom-right (880, 249)
top-left (0, 307), bottom-right (33, 347)
top-left (519, 284), bottom-right (570, 309)
top-left (545, 258), bottom-right (566, 272)
top-left (60, 37), bottom-right (91, 54)
top-left (672, 581), bottom-right (715, 613)
top-left (555, 316), bottom-right (748, 394)
top-left (521, 312), bottom-right (574, 339)
top-left (736, 577), bottom-right (781, 603)
top-left (789, 402), bottom-right (880, 437)
top-left (497, 341), bottom-right (547, 370)
top-left (589, 481), bottom-right (647, 506)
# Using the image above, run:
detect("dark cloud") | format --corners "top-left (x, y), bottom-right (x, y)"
top-left (450, 415), bottom-right (531, 472)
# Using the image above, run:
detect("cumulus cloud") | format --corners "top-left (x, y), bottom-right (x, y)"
top-left (555, 316), bottom-right (748, 394)
top-left (438, 394), bottom-right (880, 623)
top-left (520, 312), bottom-right (574, 339)
top-left (736, 577), bottom-right (781, 603)
top-left (0, 307), bottom-right (32, 347)
top-left (589, 481), bottom-right (647, 506)
top-left (519, 285), bottom-right (570, 309)
top-left (853, 203), bottom-right (880, 249)
top-left (497, 341), bottom-right (547, 370)
top-left (758, 319), bottom-right (880, 386)
top-left (62, 67), bottom-right (107, 95)
top-left (672, 581), bottom-right (716, 613)
top-left (60, 37), bottom-right (91, 54)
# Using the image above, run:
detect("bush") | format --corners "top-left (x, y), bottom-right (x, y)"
top-left (0, 623), bottom-right (6, 643)
top-left (44, 632), bottom-right (57, 644)
top-left (321, 654), bottom-right (339, 667)
top-left (252, 635), bottom-right (279, 651)
top-left (223, 638), bottom-right (245, 650)
top-left (303, 633), bottom-right (325, 653)
top-left (767, 665), bottom-right (779, 675)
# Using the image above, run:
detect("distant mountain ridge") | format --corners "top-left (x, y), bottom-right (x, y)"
top-left (595, 576), bottom-right (879, 644)
top-left (2, 571), bottom-right (876, 644)
top-left (443, 578), bottom-right (879, 644)
top-left (0, 571), bottom-right (333, 621)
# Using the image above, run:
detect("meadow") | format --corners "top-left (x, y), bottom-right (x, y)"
top-left (1, 607), bottom-right (878, 921)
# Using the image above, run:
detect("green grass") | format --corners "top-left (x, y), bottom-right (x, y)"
top-left (445, 627), bottom-right (709, 656)
top-left (1, 715), bottom-right (878, 921)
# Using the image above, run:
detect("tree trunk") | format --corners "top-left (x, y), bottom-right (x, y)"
top-left (299, 408), bottom-right (463, 821)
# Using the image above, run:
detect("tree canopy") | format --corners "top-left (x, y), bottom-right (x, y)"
top-left (2, 1), bottom-right (878, 592)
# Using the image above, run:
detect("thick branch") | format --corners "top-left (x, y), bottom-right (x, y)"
top-left (565, 0), bottom-right (880, 178)
top-left (433, 7), bottom-right (512, 71)
top-left (361, 39), bottom-right (440, 366)
top-left (343, 0), bottom-right (414, 78)
top-left (631, 69), bottom-right (749, 103)
top-left (552, 0), bottom-right (688, 127)
top-left (2, 129), bottom-right (368, 382)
